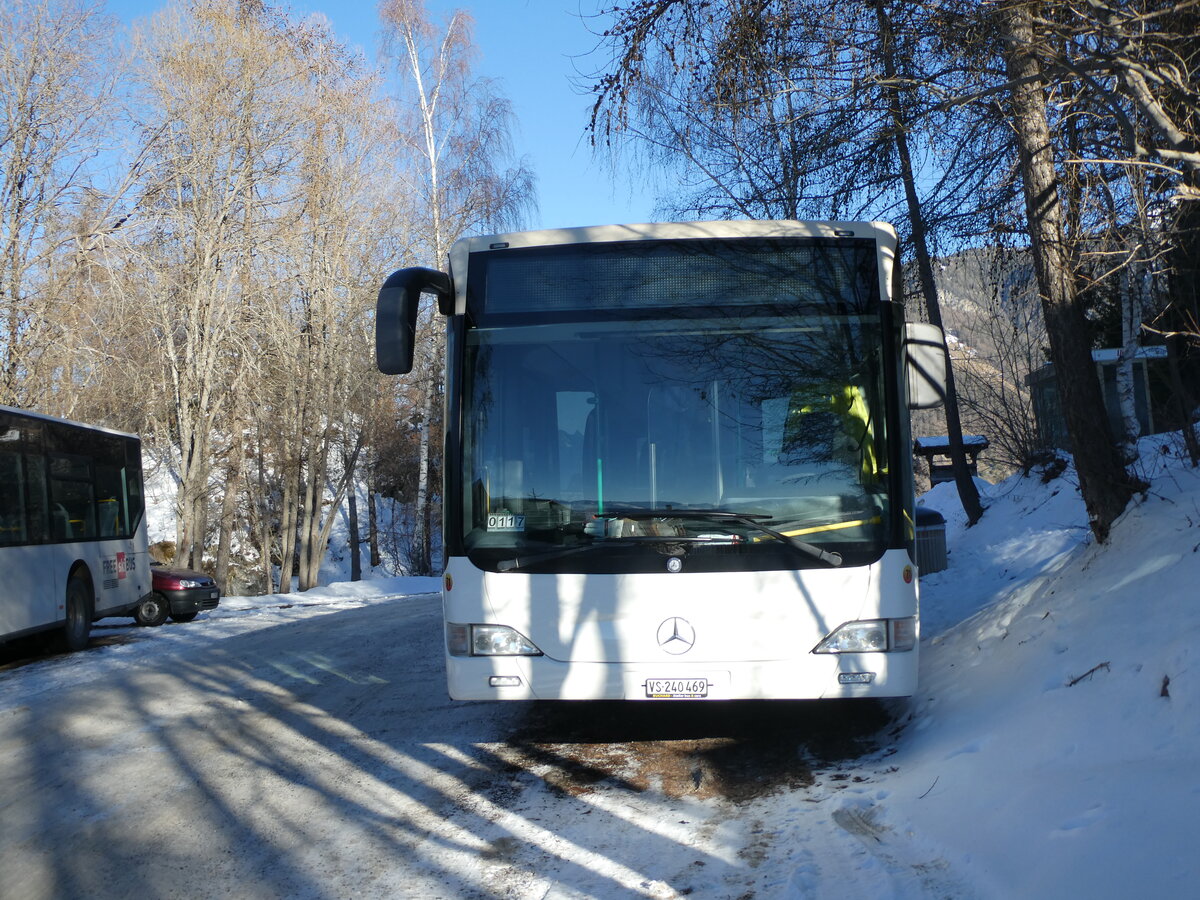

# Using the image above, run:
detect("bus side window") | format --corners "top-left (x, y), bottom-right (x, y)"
top-left (98, 499), bottom-right (119, 536)
top-left (49, 454), bottom-right (96, 540)
top-left (0, 450), bottom-right (52, 545)
top-left (25, 454), bottom-right (49, 542)
top-left (52, 504), bottom-right (73, 540)
top-left (0, 451), bottom-right (25, 544)
top-left (95, 464), bottom-right (125, 536)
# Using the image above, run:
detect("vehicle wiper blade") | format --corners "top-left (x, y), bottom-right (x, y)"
top-left (607, 508), bottom-right (771, 522)
top-left (739, 516), bottom-right (843, 567)
top-left (602, 508), bottom-right (842, 567)
top-left (496, 543), bottom-right (600, 573)
top-left (496, 533), bottom-right (731, 573)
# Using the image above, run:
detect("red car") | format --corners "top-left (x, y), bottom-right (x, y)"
top-left (134, 564), bottom-right (221, 627)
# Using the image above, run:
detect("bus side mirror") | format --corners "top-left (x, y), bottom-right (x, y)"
top-left (905, 322), bottom-right (947, 409)
top-left (376, 267), bottom-right (452, 375)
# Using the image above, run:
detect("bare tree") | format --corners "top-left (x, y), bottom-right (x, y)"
top-left (1, 0), bottom-right (511, 590)
top-left (999, 0), bottom-right (1142, 539)
top-left (1038, 0), bottom-right (1200, 464)
top-left (124, 1), bottom-right (298, 569)
top-left (0, 0), bottom-right (126, 411)
top-left (124, 0), bottom-right (395, 581)
top-left (182, 4), bottom-right (398, 593)
top-left (588, 0), bottom-right (1188, 539)
top-left (380, 0), bottom-right (535, 575)
top-left (284, 64), bottom-right (393, 592)
top-left (588, 0), bottom-right (991, 521)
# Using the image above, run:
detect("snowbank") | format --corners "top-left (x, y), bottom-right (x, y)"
top-left (811, 435), bottom-right (1200, 897)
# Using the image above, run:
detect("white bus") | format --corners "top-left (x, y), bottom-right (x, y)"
top-left (377, 221), bottom-right (946, 701)
top-left (0, 405), bottom-right (150, 651)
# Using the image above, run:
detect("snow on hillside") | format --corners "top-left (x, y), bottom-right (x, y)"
top-left (714, 436), bottom-right (1200, 897)
top-left (845, 434), bottom-right (1200, 897)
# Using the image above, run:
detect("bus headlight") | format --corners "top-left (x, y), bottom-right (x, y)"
top-left (813, 617), bottom-right (916, 653)
top-left (447, 623), bottom-right (542, 657)
top-left (472, 625), bottom-right (542, 656)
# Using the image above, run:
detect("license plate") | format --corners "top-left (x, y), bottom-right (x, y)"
top-left (645, 678), bottom-right (708, 699)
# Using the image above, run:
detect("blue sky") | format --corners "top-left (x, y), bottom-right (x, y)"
top-left (108, 0), bottom-right (658, 231)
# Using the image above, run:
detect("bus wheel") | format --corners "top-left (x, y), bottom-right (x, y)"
top-left (134, 592), bottom-right (169, 627)
top-left (61, 574), bottom-right (93, 652)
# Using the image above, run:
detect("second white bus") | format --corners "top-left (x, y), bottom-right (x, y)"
top-left (0, 405), bottom-right (150, 652)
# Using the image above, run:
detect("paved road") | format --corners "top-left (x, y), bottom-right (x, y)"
top-left (1, 594), bottom-right (891, 899)
top-left (4, 596), bottom-right (519, 898)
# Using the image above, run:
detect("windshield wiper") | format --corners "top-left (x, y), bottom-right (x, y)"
top-left (495, 508), bottom-right (843, 572)
top-left (496, 532), bottom-right (730, 573)
top-left (602, 508), bottom-right (843, 567)
top-left (496, 543), bottom-right (601, 573)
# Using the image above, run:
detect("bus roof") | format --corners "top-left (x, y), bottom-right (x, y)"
top-left (451, 219), bottom-right (894, 256)
top-left (446, 219), bottom-right (897, 317)
top-left (0, 404), bottom-right (141, 442)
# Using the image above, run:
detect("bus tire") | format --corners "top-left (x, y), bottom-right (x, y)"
top-left (134, 592), bottom-right (170, 627)
top-left (61, 573), bottom-right (93, 652)
top-left (170, 612), bottom-right (198, 623)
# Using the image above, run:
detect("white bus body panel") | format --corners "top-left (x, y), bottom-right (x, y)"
top-left (0, 535), bottom-right (149, 638)
top-left (443, 549), bottom-right (918, 701)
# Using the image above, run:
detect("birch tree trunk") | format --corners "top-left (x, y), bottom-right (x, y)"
top-left (381, 0), bottom-right (534, 576)
top-left (1114, 266), bottom-right (1142, 462)
top-left (347, 444), bottom-right (362, 582)
top-left (368, 467), bottom-right (382, 569)
top-left (277, 459), bottom-right (300, 593)
top-left (298, 437), bottom-right (330, 592)
top-left (394, 3), bottom-right (453, 577)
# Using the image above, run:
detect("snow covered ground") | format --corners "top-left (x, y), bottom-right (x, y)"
top-left (2, 435), bottom-right (1198, 898)
top-left (755, 435), bottom-right (1200, 898)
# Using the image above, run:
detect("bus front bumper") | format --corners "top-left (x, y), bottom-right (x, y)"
top-left (445, 649), bottom-right (917, 701)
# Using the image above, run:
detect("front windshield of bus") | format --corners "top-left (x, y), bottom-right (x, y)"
top-left (458, 236), bottom-right (894, 574)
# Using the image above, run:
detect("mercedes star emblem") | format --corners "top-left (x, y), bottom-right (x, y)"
top-left (656, 617), bottom-right (696, 655)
